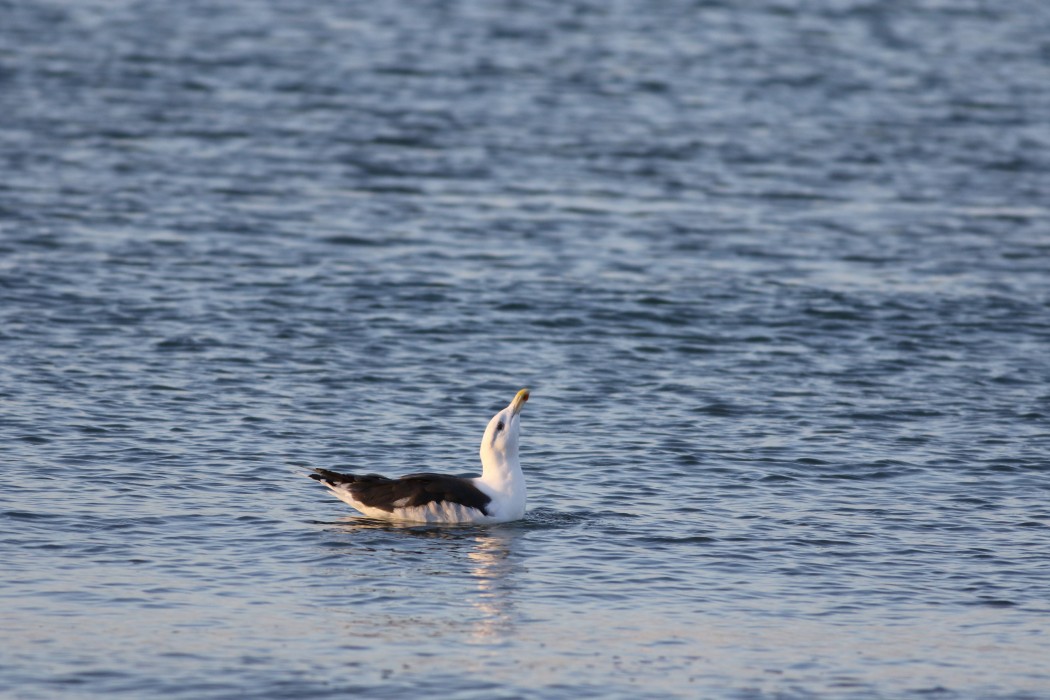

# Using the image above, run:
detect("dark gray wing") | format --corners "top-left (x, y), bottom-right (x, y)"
top-left (310, 468), bottom-right (491, 515)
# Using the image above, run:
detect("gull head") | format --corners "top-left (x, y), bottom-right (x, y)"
top-left (480, 388), bottom-right (529, 464)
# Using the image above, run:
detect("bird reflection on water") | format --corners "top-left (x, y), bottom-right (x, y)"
top-left (466, 528), bottom-right (517, 642)
top-left (317, 518), bottom-right (521, 646)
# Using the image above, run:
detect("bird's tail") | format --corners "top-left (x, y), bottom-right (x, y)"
top-left (309, 468), bottom-right (359, 486)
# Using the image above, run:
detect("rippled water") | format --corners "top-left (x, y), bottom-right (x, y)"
top-left (3, 1), bottom-right (1050, 697)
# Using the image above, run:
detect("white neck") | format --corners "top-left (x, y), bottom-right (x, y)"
top-left (480, 450), bottom-right (523, 491)
top-left (478, 449), bottom-right (526, 521)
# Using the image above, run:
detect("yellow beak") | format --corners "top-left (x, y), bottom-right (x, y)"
top-left (510, 388), bottom-right (530, 415)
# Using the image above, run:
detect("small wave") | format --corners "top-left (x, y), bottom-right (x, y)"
top-left (521, 508), bottom-right (592, 528)
top-left (636, 534), bottom-right (719, 545)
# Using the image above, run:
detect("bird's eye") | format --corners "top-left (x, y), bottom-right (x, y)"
top-left (496, 421), bottom-right (505, 432)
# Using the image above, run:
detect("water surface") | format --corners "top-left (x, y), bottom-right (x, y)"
top-left (2, 1), bottom-right (1049, 697)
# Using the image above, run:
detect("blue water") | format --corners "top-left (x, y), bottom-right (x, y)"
top-left (3, 1), bottom-right (1050, 697)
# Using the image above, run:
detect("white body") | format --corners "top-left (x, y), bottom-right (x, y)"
top-left (326, 492), bottom-right (495, 524)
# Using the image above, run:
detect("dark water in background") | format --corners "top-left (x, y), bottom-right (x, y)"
top-left (2, 0), bottom-right (1050, 697)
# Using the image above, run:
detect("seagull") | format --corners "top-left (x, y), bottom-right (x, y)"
top-left (309, 388), bottom-right (530, 524)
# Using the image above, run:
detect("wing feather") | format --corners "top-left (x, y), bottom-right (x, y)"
top-left (311, 469), bottom-right (491, 514)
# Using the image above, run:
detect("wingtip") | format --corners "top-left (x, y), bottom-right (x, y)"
top-left (298, 466), bottom-right (336, 484)
top-left (309, 468), bottom-right (357, 485)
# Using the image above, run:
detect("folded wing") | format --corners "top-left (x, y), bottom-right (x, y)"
top-left (311, 468), bottom-right (492, 515)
